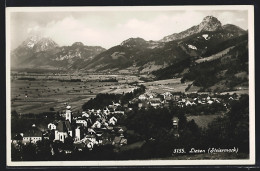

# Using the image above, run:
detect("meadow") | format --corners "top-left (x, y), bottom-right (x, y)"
top-left (11, 73), bottom-right (138, 114)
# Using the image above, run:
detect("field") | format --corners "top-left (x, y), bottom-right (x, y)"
top-left (187, 114), bottom-right (221, 129)
top-left (141, 78), bottom-right (192, 94)
top-left (11, 73), bottom-right (139, 114)
top-left (195, 46), bottom-right (234, 63)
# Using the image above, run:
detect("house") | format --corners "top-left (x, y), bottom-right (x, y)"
top-left (207, 100), bottom-right (214, 104)
top-left (74, 126), bottom-right (83, 142)
top-left (138, 94), bottom-right (147, 100)
top-left (112, 101), bottom-right (121, 107)
top-left (172, 117), bottom-right (179, 130)
top-left (48, 123), bottom-right (57, 130)
top-left (173, 94), bottom-right (181, 101)
top-left (103, 107), bottom-right (110, 115)
top-left (109, 116), bottom-right (117, 126)
top-left (82, 111), bottom-right (89, 118)
top-left (112, 136), bottom-right (127, 146)
top-left (84, 134), bottom-right (97, 145)
top-left (42, 131), bottom-right (51, 140)
top-left (96, 109), bottom-right (102, 114)
top-left (73, 142), bottom-right (86, 151)
top-left (85, 139), bottom-right (95, 149)
top-left (101, 132), bottom-right (114, 145)
top-left (12, 133), bottom-right (23, 145)
top-left (76, 119), bottom-right (88, 127)
top-left (114, 110), bottom-right (124, 115)
top-left (54, 121), bottom-right (72, 143)
top-left (149, 98), bottom-right (161, 108)
top-left (22, 124), bottom-right (42, 144)
top-left (88, 128), bottom-right (96, 134)
top-left (185, 99), bottom-right (196, 106)
top-left (92, 120), bottom-right (102, 128)
top-left (172, 117), bottom-right (179, 137)
top-left (162, 92), bottom-right (173, 101)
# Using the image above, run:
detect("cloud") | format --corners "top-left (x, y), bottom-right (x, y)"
top-left (11, 10), bottom-right (248, 49)
top-left (27, 25), bottom-right (40, 34)
top-left (42, 16), bottom-right (105, 47)
top-left (236, 18), bottom-right (245, 22)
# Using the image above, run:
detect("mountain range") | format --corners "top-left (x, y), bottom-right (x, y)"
top-left (11, 16), bottom-right (248, 92)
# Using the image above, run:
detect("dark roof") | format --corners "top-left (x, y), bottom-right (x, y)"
top-left (113, 137), bottom-right (122, 144)
top-left (172, 116), bottom-right (179, 122)
top-left (74, 142), bottom-right (85, 149)
top-left (86, 134), bottom-right (96, 138)
top-left (57, 121), bottom-right (72, 132)
top-left (13, 134), bottom-right (23, 140)
top-left (23, 127), bottom-right (42, 137)
top-left (113, 136), bottom-right (127, 144)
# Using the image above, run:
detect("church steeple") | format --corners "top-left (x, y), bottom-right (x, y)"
top-left (65, 105), bottom-right (72, 123)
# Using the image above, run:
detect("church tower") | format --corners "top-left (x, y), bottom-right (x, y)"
top-left (65, 105), bottom-right (72, 123)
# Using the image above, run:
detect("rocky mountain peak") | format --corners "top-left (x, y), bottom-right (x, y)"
top-left (198, 16), bottom-right (222, 32)
top-left (72, 42), bottom-right (85, 47)
top-left (32, 37), bottom-right (59, 53)
top-left (21, 35), bottom-right (42, 49)
top-left (160, 16), bottom-right (223, 42)
top-left (120, 37), bottom-right (147, 47)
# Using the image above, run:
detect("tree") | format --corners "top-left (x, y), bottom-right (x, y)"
top-left (21, 143), bottom-right (37, 161)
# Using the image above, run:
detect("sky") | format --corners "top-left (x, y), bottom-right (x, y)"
top-left (9, 8), bottom-right (248, 49)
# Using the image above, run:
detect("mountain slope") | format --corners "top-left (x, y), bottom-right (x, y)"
top-left (160, 16), bottom-right (223, 42)
top-left (11, 15), bottom-right (248, 82)
top-left (11, 37), bottom-right (106, 70)
top-left (82, 16), bottom-right (247, 73)
top-left (153, 33), bottom-right (249, 92)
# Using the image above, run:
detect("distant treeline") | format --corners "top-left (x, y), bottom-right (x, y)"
top-left (59, 79), bottom-right (82, 82)
top-left (82, 85), bottom-right (146, 110)
top-left (99, 78), bottom-right (118, 82)
top-left (17, 77), bottom-right (36, 81)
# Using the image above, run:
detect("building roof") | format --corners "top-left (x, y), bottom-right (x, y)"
top-left (113, 136), bottom-right (127, 144)
top-left (23, 127), bottom-right (42, 137)
top-left (57, 121), bottom-right (72, 132)
top-left (113, 137), bottom-right (122, 144)
top-left (13, 134), bottom-right (23, 140)
top-left (85, 134), bottom-right (96, 138)
top-left (172, 116), bottom-right (179, 122)
top-left (74, 142), bottom-right (85, 149)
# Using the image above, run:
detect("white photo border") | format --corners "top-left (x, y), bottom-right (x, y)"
top-left (6, 5), bottom-right (255, 166)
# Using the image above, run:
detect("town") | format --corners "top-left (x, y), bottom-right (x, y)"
top-left (11, 85), bottom-right (242, 160)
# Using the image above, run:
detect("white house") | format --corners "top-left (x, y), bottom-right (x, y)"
top-left (82, 111), bottom-right (89, 118)
top-left (138, 94), bottom-right (147, 100)
top-left (109, 116), bottom-right (117, 126)
top-left (74, 126), bottom-right (82, 142)
top-left (92, 120), bottom-right (102, 129)
top-left (76, 119), bottom-right (88, 127)
top-left (22, 124), bottom-right (42, 144)
top-left (103, 107), bottom-right (110, 115)
top-left (48, 123), bottom-right (57, 130)
top-left (207, 100), bottom-right (214, 104)
top-left (113, 101), bottom-right (121, 107)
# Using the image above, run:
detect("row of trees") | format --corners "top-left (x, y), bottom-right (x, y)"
top-left (82, 85), bottom-right (146, 110)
